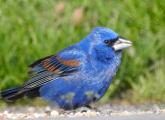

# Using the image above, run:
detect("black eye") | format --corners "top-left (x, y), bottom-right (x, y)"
top-left (104, 40), bottom-right (109, 44)
top-left (104, 37), bottom-right (119, 46)
top-left (104, 40), bottom-right (115, 46)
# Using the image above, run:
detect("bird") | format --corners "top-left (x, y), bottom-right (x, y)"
top-left (0, 27), bottom-right (132, 110)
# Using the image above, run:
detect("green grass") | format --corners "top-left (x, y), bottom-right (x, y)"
top-left (131, 60), bottom-right (165, 103)
top-left (0, 0), bottom-right (165, 104)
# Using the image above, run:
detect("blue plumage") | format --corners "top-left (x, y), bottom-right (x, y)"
top-left (1, 27), bottom-right (132, 109)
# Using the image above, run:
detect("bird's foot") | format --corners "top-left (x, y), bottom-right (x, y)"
top-left (75, 105), bottom-right (100, 113)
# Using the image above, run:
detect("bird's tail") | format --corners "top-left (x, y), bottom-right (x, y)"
top-left (0, 87), bottom-right (25, 102)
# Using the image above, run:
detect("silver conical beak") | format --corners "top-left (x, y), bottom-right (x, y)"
top-left (113, 38), bottom-right (132, 51)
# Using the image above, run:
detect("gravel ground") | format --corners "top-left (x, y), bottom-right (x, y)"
top-left (0, 104), bottom-right (165, 120)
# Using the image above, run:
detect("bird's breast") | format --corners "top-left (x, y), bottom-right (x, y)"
top-left (81, 52), bottom-right (122, 84)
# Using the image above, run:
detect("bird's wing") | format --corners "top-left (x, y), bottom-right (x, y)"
top-left (23, 47), bottom-right (83, 89)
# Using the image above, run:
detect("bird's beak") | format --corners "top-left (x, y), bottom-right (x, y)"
top-left (113, 37), bottom-right (132, 51)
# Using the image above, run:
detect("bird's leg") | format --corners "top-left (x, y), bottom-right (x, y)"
top-left (85, 104), bottom-right (93, 109)
top-left (85, 104), bottom-right (100, 112)
top-left (75, 104), bottom-right (100, 113)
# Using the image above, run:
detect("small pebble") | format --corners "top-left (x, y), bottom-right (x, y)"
top-left (51, 110), bottom-right (59, 117)
top-left (45, 106), bottom-right (51, 115)
top-left (152, 105), bottom-right (160, 114)
top-left (85, 110), bottom-right (98, 117)
top-left (74, 112), bottom-right (84, 117)
top-left (45, 106), bottom-right (51, 112)
top-left (160, 109), bottom-right (165, 113)
top-left (27, 107), bottom-right (35, 113)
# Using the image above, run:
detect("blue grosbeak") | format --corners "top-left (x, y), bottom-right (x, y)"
top-left (1, 27), bottom-right (132, 109)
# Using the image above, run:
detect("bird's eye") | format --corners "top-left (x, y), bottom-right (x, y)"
top-left (104, 40), bottom-right (115, 46)
top-left (104, 40), bottom-right (109, 44)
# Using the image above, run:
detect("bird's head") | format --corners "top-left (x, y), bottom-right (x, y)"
top-left (79, 27), bottom-right (132, 63)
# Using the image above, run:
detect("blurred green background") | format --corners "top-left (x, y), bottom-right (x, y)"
top-left (0, 0), bottom-right (165, 105)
